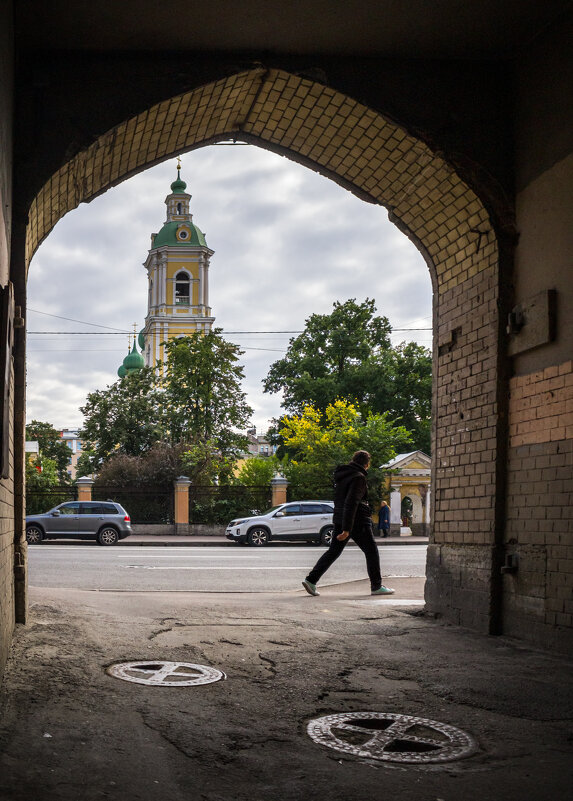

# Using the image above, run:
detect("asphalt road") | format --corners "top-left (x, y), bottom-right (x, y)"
top-left (28, 544), bottom-right (427, 592)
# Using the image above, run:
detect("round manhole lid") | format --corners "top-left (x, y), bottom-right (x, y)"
top-left (307, 712), bottom-right (477, 764)
top-left (106, 661), bottom-right (226, 687)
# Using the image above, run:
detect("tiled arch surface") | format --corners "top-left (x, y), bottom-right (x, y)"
top-left (26, 69), bottom-right (502, 631)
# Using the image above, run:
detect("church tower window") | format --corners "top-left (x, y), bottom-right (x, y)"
top-left (175, 271), bottom-right (191, 305)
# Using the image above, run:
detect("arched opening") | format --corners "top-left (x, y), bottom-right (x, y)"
top-left (24, 68), bottom-right (503, 633)
top-left (174, 271), bottom-right (191, 305)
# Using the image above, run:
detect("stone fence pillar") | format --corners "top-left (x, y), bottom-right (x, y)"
top-left (270, 475), bottom-right (289, 507)
top-left (76, 477), bottom-right (94, 502)
top-left (389, 486), bottom-right (402, 536)
top-left (174, 475), bottom-right (191, 534)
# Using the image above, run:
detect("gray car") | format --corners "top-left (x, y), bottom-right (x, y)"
top-left (25, 501), bottom-right (132, 546)
top-left (226, 501), bottom-right (334, 546)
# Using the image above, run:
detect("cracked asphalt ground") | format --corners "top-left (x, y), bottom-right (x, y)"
top-left (1, 580), bottom-right (572, 801)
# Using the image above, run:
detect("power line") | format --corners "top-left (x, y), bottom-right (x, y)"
top-left (28, 327), bottom-right (431, 335)
top-left (27, 308), bottom-right (128, 332)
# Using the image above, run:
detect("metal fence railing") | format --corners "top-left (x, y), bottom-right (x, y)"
top-left (93, 486), bottom-right (174, 524)
top-left (286, 484), bottom-right (335, 502)
top-left (189, 484), bottom-right (272, 525)
top-left (26, 485), bottom-right (78, 516)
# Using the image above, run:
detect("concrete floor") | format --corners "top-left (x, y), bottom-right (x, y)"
top-left (0, 578), bottom-right (572, 801)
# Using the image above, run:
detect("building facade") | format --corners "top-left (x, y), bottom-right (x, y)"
top-left (140, 163), bottom-right (215, 368)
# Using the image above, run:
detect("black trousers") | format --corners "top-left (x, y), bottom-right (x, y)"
top-left (306, 520), bottom-right (382, 591)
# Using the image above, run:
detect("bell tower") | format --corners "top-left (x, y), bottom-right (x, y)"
top-left (141, 160), bottom-right (215, 367)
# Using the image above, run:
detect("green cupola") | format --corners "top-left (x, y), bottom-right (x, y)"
top-left (118, 341), bottom-right (144, 378)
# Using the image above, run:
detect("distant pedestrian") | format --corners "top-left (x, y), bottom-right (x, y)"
top-left (302, 450), bottom-right (394, 597)
top-left (377, 500), bottom-right (390, 538)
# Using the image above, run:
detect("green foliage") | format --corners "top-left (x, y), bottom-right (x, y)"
top-left (25, 456), bottom-right (75, 514)
top-left (279, 399), bottom-right (412, 502)
top-left (25, 420), bottom-right (72, 482)
top-left (263, 298), bottom-right (431, 453)
top-left (162, 330), bottom-right (252, 455)
top-left (79, 368), bottom-right (163, 470)
top-left (92, 442), bottom-right (188, 490)
top-left (78, 329), bottom-right (253, 476)
top-left (26, 455), bottom-right (59, 489)
top-left (234, 455), bottom-right (279, 487)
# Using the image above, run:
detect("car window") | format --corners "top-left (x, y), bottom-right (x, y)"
top-left (301, 504), bottom-right (324, 515)
top-left (283, 504), bottom-right (301, 516)
top-left (59, 503), bottom-right (80, 515)
top-left (100, 502), bottom-right (120, 514)
top-left (80, 503), bottom-right (104, 515)
top-left (321, 504), bottom-right (334, 513)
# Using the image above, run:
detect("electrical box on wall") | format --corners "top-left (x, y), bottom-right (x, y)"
top-left (507, 289), bottom-right (557, 356)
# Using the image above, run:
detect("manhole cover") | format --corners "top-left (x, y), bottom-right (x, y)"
top-left (106, 661), bottom-right (226, 687)
top-left (307, 712), bottom-right (477, 764)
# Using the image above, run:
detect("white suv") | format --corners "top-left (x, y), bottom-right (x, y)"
top-left (225, 501), bottom-right (334, 546)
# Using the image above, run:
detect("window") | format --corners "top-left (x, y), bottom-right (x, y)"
top-left (59, 503), bottom-right (80, 515)
top-left (80, 503), bottom-right (105, 515)
top-left (176, 202), bottom-right (182, 214)
top-left (301, 504), bottom-right (324, 515)
top-left (175, 271), bottom-right (190, 304)
top-left (283, 504), bottom-right (301, 516)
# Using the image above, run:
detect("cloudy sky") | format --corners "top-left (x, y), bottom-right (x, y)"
top-left (26, 144), bottom-right (433, 432)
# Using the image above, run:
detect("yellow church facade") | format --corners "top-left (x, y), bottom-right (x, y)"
top-left (139, 162), bottom-right (215, 368)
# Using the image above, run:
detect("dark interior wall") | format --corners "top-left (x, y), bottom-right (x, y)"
top-left (512, 11), bottom-right (573, 374)
top-left (0, 0), bottom-right (14, 682)
top-left (14, 52), bottom-right (514, 246)
top-left (502, 11), bottom-right (573, 652)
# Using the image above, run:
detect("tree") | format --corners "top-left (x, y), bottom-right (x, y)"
top-left (25, 420), bottom-right (72, 482)
top-left (162, 330), bottom-right (252, 456)
top-left (263, 298), bottom-right (432, 452)
top-left (26, 455), bottom-right (59, 489)
top-left (235, 455), bottom-right (279, 487)
top-left (78, 367), bottom-right (164, 472)
top-left (78, 330), bottom-right (253, 480)
top-left (279, 399), bottom-right (412, 501)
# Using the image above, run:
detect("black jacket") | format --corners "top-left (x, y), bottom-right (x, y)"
top-left (333, 461), bottom-right (371, 532)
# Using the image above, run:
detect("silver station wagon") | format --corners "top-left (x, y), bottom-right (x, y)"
top-left (226, 501), bottom-right (334, 546)
top-left (26, 501), bottom-right (132, 546)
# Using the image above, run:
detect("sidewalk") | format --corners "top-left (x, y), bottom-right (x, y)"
top-left (119, 533), bottom-right (429, 546)
top-left (1, 577), bottom-right (571, 800)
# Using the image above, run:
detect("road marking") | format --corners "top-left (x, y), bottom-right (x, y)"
top-left (114, 554), bottom-right (261, 558)
top-left (122, 566), bottom-right (308, 570)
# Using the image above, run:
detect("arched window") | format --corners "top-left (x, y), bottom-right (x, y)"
top-left (175, 271), bottom-right (190, 305)
top-left (176, 202), bottom-right (182, 214)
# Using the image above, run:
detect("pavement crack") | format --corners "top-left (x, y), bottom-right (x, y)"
top-left (139, 714), bottom-right (194, 761)
top-left (258, 653), bottom-right (277, 677)
top-left (148, 627), bottom-right (173, 641)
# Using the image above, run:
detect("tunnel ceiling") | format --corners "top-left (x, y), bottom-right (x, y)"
top-left (16, 0), bottom-right (572, 58)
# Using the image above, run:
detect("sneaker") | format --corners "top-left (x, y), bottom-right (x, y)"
top-left (371, 585), bottom-right (395, 595)
top-left (302, 579), bottom-right (319, 596)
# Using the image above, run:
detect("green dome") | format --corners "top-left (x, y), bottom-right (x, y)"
top-left (138, 328), bottom-right (146, 350)
top-left (122, 342), bottom-right (145, 372)
top-left (117, 364), bottom-right (127, 378)
top-left (170, 175), bottom-right (187, 194)
top-left (152, 221), bottom-right (207, 248)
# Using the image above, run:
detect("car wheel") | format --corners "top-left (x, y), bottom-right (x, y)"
top-left (320, 526), bottom-right (334, 546)
top-left (97, 526), bottom-right (119, 546)
top-left (26, 525), bottom-right (44, 545)
top-left (247, 527), bottom-right (270, 546)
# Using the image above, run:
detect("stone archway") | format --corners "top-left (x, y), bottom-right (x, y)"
top-left (25, 68), bottom-right (505, 633)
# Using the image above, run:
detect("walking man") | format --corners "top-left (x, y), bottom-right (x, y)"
top-left (302, 450), bottom-right (394, 596)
